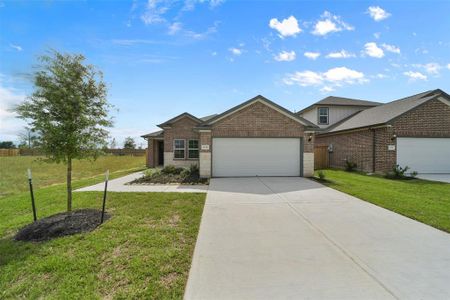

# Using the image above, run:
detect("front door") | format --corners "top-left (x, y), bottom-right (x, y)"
top-left (158, 141), bottom-right (164, 166)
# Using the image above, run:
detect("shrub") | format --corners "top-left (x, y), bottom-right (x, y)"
top-left (345, 160), bottom-right (357, 172)
top-left (180, 169), bottom-right (191, 178)
top-left (318, 170), bottom-right (326, 181)
top-left (392, 164), bottom-right (409, 178)
top-left (189, 164), bottom-right (199, 175)
top-left (385, 164), bottom-right (417, 180)
top-left (162, 165), bottom-right (184, 175)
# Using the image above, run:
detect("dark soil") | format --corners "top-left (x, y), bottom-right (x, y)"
top-left (130, 170), bottom-right (209, 185)
top-left (15, 209), bottom-right (110, 242)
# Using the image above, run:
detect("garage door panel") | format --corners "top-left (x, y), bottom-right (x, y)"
top-left (397, 138), bottom-right (450, 174)
top-left (212, 138), bottom-right (301, 177)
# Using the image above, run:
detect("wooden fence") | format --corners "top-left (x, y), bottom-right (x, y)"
top-left (0, 148), bottom-right (147, 157)
top-left (0, 149), bottom-right (20, 157)
top-left (314, 145), bottom-right (329, 170)
top-left (102, 149), bottom-right (147, 156)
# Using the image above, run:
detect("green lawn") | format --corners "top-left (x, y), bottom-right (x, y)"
top-left (316, 169), bottom-right (450, 233)
top-left (0, 161), bottom-right (206, 299)
top-left (0, 155), bottom-right (145, 197)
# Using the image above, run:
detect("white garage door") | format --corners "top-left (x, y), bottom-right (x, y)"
top-left (212, 138), bottom-right (301, 177)
top-left (397, 138), bottom-right (450, 174)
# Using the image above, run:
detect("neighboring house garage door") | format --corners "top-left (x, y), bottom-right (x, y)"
top-left (212, 138), bottom-right (302, 177)
top-left (397, 137), bottom-right (450, 174)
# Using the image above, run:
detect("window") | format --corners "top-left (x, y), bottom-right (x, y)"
top-left (173, 139), bottom-right (185, 159)
top-left (318, 107), bottom-right (329, 125)
top-left (188, 139), bottom-right (199, 159)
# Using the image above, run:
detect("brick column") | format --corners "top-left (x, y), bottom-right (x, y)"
top-left (303, 131), bottom-right (315, 177)
top-left (199, 130), bottom-right (212, 178)
top-left (147, 139), bottom-right (155, 167)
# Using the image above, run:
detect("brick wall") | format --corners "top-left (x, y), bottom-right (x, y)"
top-left (163, 117), bottom-right (200, 152)
top-left (315, 98), bottom-right (450, 173)
top-left (211, 101), bottom-right (305, 138)
top-left (163, 116), bottom-right (200, 166)
top-left (392, 99), bottom-right (450, 137)
top-left (316, 129), bottom-right (374, 172)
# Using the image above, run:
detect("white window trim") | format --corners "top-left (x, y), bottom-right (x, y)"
top-left (188, 139), bottom-right (199, 159)
top-left (318, 107), bottom-right (329, 125)
top-left (173, 139), bottom-right (185, 159)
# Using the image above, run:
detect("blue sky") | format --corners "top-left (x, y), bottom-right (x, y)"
top-left (1, 0), bottom-right (450, 146)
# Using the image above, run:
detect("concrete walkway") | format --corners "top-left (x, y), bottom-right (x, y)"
top-left (185, 177), bottom-right (450, 300)
top-left (75, 172), bottom-right (208, 193)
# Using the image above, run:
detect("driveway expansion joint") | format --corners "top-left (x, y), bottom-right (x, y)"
top-left (256, 176), bottom-right (400, 300)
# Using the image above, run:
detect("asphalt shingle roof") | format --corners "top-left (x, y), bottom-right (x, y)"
top-left (298, 96), bottom-right (382, 114)
top-left (326, 90), bottom-right (440, 133)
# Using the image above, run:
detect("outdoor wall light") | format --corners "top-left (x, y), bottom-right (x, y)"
top-left (308, 133), bottom-right (313, 142)
top-left (391, 134), bottom-right (397, 141)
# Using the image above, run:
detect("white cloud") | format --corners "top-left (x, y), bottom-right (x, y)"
top-left (403, 71), bottom-right (427, 80)
top-left (367, 6), bottom-right (391, 21)
top-left (320, 86), bottom-right (335, 93)
top-left (0, 80), bottom-right (27, 140)
top-left (304, 52), bottom-right (320, 60)
top-left (312, 11), bottom-right (354, 36)
top-left (229, 47), bottom-right (242, 56)
top-left (269, 16), bottom-right (302, 38)
top-left (374, 73), bottom-right (388, 79)
top-left (184, 22), bottom-right (218, 40)
top-left (323, 67), bottom-right (365, 83)
top-left (423, 63), bottom-right (441, 74)
top-left (141, 0), bottom-right (170, 25)
top-left (412, 63), bottom-right (442, 74)
top-left (326, 50), bottom-right (355, 59)
top-left (364, 42), bottom-right (384, 58)
top-left (373, 32), bottom-right (381, 39)
top-left (382, 43), bottom-right (400, 54)
top-left (447, 63), bottom-right (450, 70)
top-left (9, 44), bottom-right (22, 51)
top-left (283, 67), bottom-right (366, 89)
top-left (284, 70), bottom-right (323, 86)
top-left (168, 22), bottom-right (182, 35)
top-left (274, 50), bottom-right (296, 62)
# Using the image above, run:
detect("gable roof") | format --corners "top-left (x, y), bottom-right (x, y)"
top-left (198, 95), bottom-right (318, 128)
top-left (298, 96), bottom-right (382, 114)
top-left (141, 130), bottom-right (164, 138)
top-left (199, 114), bottom-right (218, 122)
top-left (157, 112), bottom-right (203, 128)
top-left (325, 89), bottom-right (446, 133)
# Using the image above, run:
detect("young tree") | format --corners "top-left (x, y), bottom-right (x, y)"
top-left (17, 127), bottom-right (40, 148)
top-left (16, 50), bottom-right (112, 211)
top-left (123, 137), bottom-right (136, 149)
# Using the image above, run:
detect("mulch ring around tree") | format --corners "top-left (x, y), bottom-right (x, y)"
top-left (15, 209), bottom-right (110, 242)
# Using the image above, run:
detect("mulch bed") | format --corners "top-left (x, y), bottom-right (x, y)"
top-left (15, 209), bottom-right (110, 242)
top-left (130, 173), bottom-right (209, 185)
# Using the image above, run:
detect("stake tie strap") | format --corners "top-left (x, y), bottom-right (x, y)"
top-left (28, 168), bottom-right (32, 180)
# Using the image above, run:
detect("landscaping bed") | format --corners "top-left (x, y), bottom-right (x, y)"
top-left (15, 209), bottom-right (110, 242)
top-left (0, 173), bottom-right (206, 299)
top-left (130, 165), bottom-right (209, 185)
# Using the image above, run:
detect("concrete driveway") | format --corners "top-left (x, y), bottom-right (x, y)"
top-left (185, 177), bottom-right (450, 300)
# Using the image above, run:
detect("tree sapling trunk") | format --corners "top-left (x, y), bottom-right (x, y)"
top-left (67, 157), bottom-right (72, 211)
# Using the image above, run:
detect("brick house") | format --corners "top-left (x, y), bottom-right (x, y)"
top-left (310, 89), bottom-right (450, 173)
top-left (142, 95), bottom-right (318, 178)
top-left (143, 89), bottom-right (450, 177)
